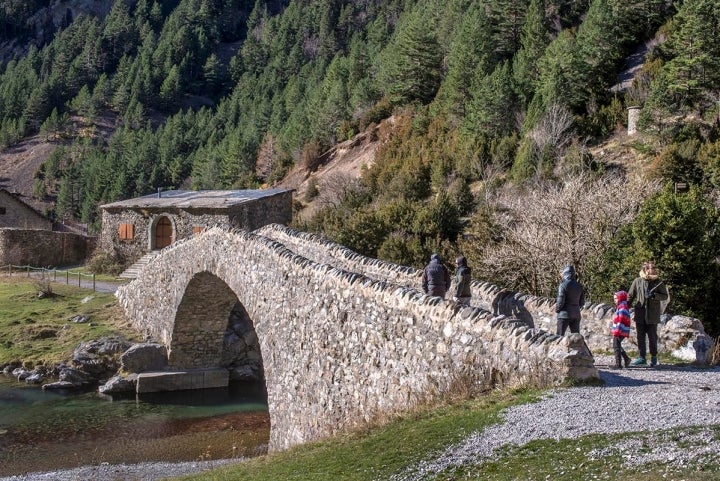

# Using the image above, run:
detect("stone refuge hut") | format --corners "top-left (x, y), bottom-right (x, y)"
top-left (98, 189), bottom-right (293, 265)
top-left (0, 189), bottom-right (52, 230)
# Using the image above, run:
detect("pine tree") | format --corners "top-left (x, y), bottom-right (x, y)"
top-left (379, 12), bottom-right (442, 105)
top-left (513, 0), bottom-right (551, 105)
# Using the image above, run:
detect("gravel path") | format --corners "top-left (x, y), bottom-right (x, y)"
top-left (3, 357), bottom-right (719, 481)
top-left (391, 355), bottom-right (720, 480)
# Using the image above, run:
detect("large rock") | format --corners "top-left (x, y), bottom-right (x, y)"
top-left (662, 316), bottom-right (714, 363)
top-left (120, 343), bottom-right (168, 373)
top-left (99, 374), bottom-right (138, 394)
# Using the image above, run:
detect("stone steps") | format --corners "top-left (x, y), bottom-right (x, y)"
top-left (119, 251), bottom-right (160, 279)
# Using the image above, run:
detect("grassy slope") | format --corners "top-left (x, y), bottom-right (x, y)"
top-left (0, 276), bottom-right (138, 366)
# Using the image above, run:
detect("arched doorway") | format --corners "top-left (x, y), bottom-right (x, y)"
top-left (154, 216), bottom-right (173, 249)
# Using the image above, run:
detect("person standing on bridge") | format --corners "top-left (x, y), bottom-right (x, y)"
top-left (422, 253), bottom-right (451, 299)
top-left (452, 255), bottom-right (472, 306)
top-left (555, 265), bottom-right (585, 336)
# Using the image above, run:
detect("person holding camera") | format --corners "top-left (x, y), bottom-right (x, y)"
top-left (627, 261), bottom-right (669, 367)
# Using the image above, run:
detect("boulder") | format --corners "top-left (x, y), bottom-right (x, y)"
top-left (661, 315), bottom-right (714, 364)
top-left (99, 374), bottom-right (138, 394)
top-left (25, 373), bottom-right (44, 384)
top-left (59, 367), bottom-right (95, 385)
top-left (42, 381), bottom-right (78, 391)
top-left (120, 343), bottom-right (168, 373)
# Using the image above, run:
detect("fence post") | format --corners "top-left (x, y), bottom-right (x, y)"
top-left (77, 272), bottom-right (81, 287)
top-left (66, 271), bottom-right (69, 285)
top-left (27, 266), bottom-right (30, 277)
top-left (54, 270), bottom-right (57, 281)
top-left (93, 274), bottom-right (96, 292)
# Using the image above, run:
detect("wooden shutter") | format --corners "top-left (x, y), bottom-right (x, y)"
top-left (118, 223), bottom-right (135, 240)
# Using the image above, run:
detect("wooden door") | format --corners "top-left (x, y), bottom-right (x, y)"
top-left (155, 216), bottom-right (173, 249)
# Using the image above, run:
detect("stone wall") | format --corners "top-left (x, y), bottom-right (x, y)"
top-left (99, 208), bottom-right (233, 264)
top-left (0, 228), bottom-right (94, 267)
top-left (256, 224), bottom-right (711, 357)
top-left (117, 228), bottom-right (597, 453)
top-left (0, 191), bottom-right (52, 230)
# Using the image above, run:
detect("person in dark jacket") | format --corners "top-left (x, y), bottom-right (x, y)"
top-left (422, 253), bottom-right (451, 299)
top-left (555, 265), bottom-right (585, 335)
top-left (452, 255), bottom-right (472, 306)
top-left (627, 261), bottom-right (669, 367)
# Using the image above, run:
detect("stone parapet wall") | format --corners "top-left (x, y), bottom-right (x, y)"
top-left (0, 228), bottom-right (94, 267)
top-left (256, 224), bottom-right (711, 356)
top-left (117, 228), bottom-right (596, 453)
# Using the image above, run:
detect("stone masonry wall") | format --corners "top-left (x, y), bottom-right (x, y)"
top-left (117, 228), bottom-right (597, 453)
top-left (100, 209), bottom-right (232, 264)
top-left (0, 228), bottom-right (94, 267)
top-left (256, 224), bottom-right (711, 357)
top-left (0, 191), bottom-right (52, 230)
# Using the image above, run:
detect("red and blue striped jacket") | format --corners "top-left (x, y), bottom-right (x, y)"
top-left (612, 294), bottom-right (631, 338)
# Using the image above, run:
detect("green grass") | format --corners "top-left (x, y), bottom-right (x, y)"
top-left (0, 277), bottom-right (138, 366)
top-left (176, 390), bottom-right (540, 481)
top-left (176, 401), bottom-right (720, 481)
top-left (436, 425), bottom-right (720, 480)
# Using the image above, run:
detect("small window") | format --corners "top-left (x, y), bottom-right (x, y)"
top-left (0, 206), bottom-right (5, 215)
top-left (193, 226), bottom-right (205, 235)
top-left (118, 223), bottom-right (135, 240)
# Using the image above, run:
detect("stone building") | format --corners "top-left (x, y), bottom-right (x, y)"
top-left (98, 189), bottom-right (293, 264)
top-left (0, 189), bottom-right (52, 230)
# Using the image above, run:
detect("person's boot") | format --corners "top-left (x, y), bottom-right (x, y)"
top-left (630, 356), bottom-right (647, 366)
top-left (650, 355), bottom-right (659, 367)
top-left (613, 352), bottom-right (623, 369)
top-left (622, 351), bottom-right (631, 368)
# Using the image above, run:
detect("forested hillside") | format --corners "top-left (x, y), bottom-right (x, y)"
top-left (1, 0), bottom-right (720, 332)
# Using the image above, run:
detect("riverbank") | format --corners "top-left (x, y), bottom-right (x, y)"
top-left (9, 355), bottom-right (717, 481)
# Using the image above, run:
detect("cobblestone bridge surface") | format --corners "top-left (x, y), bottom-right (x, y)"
top-left (115, 225), bottom-right (595, 451)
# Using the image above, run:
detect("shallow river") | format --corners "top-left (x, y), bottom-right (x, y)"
top-left (0, 376), bottom-right (269, 477)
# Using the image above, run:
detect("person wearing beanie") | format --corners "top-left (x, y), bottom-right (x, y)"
top-left (422, 253), bottom-right (451, 299)
top-left (627, 261), bottom-right (669, 366)
top-left (452, 255), bottom-right (472, 306)
top-left (611, 290), bottom-right (632, 369)
top-left (555, 265), bottom-right (585, 335)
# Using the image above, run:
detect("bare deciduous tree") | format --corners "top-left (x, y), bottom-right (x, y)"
top-left (478, 172), bottom-right (661, 297)
top-left (315, 171), bottom-right (364, 209)
top-left (530, 102), bottom-right (575, 153)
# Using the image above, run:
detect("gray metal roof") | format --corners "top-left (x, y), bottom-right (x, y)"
top-left (100, 189), bottom-right (293, 210)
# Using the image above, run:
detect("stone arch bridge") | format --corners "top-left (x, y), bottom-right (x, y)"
top-left (116, 225), bottom-right (596, 452)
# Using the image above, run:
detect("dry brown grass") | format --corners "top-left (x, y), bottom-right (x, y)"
top-left (710, 336), bottom-right (720, 366)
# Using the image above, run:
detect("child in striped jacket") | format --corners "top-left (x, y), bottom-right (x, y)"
top-left (612, 290), bottom-right (632, 369)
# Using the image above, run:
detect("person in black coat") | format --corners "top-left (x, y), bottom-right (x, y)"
top-left (555, 265), bottom-right (585, 335)
top-left (422, 253), bottom-right (451, 299)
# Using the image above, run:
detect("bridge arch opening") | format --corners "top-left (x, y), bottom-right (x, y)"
top-left (169, 271), bottom-right (265, 385)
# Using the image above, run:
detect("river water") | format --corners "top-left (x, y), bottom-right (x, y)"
top-left (0, 376), bottom-right (269, 477)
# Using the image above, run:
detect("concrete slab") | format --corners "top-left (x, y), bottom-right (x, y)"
top-left (136, 368), bottom-right (229, 393)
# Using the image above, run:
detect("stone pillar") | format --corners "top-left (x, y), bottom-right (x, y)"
top-left (627, 106), bottom-right (641, 135)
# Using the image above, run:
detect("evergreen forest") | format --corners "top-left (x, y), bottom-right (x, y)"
top-left (1, 0), bottom-right (720, 333)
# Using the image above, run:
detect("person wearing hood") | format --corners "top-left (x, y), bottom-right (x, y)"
top-left (452, 255), bottom-right (472, 306)
top-left (555, 265), bottom-right (585, 335)
top-left (611, 290), bottom-right (632, 369)
top-left (627, 261), bottom-right (669, 367)
top-left (422, 253), bottom-right (451, 299)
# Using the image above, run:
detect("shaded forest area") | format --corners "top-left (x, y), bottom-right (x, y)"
top-left (1, 0), bottom-right (720, 333)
